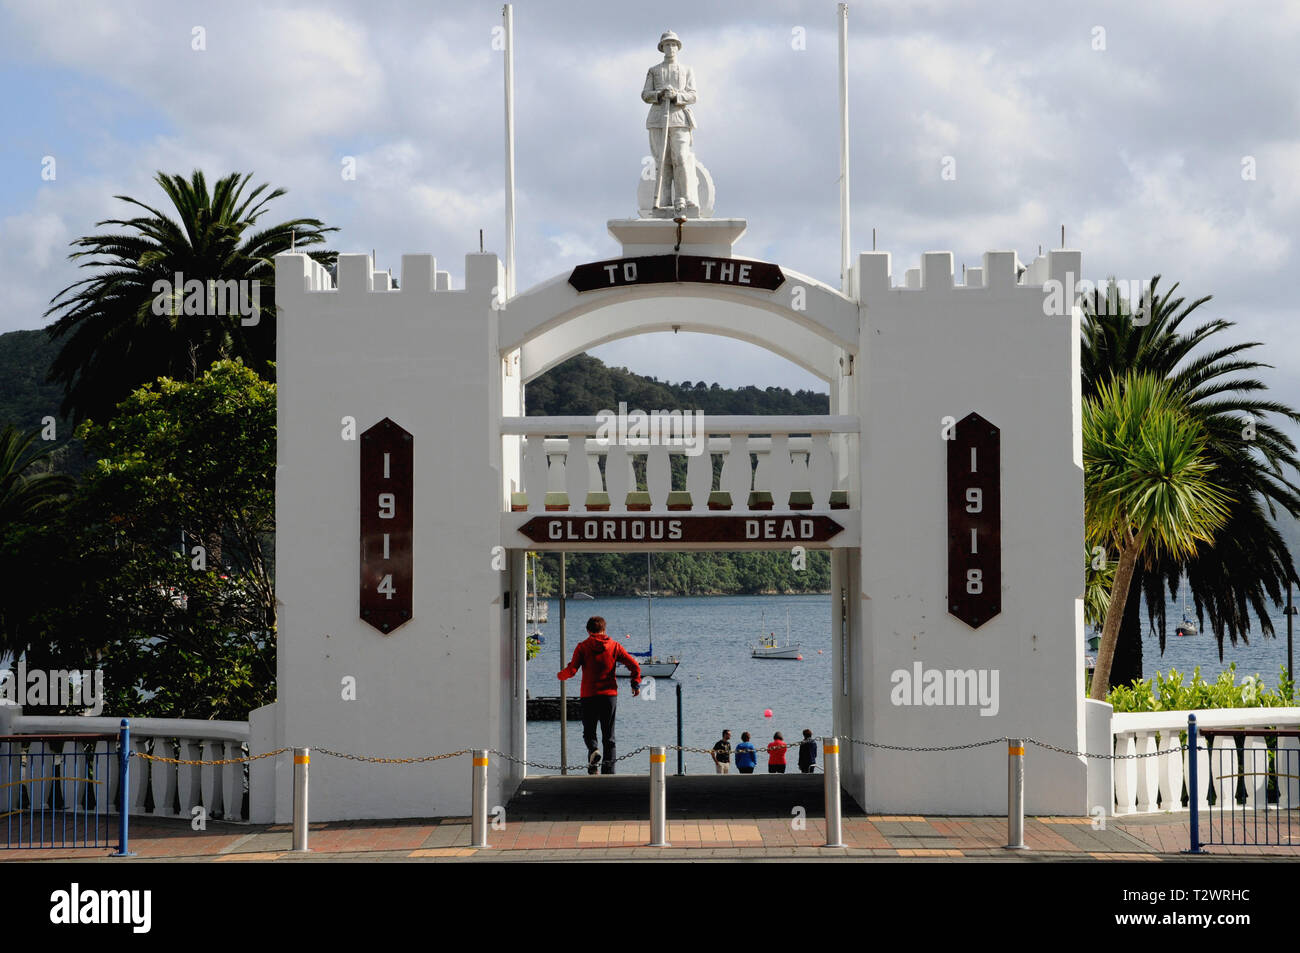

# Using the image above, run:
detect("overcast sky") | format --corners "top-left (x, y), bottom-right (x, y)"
top-left (2, 0), bottom-right (1297, 413)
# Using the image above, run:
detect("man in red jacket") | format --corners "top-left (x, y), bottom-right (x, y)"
top-left (558, 616), bottom-right (641, 774)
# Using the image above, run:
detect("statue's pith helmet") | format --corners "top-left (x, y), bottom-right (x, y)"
top-left (658, 31), bottom-right (682, 52)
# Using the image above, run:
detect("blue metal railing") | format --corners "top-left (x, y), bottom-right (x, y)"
top-left (1187, 713), bottom-right (1299, 852)
top-left (2, 719), bottom-right (131, 853)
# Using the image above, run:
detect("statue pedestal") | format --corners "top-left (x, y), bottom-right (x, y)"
top-left (607, 217), bottom-right (747, 258)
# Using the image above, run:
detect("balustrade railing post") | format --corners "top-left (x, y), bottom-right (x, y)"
top-left (471, 749), bottom-right (490, 848)
top-left (1005, 739), bottom-right (1026, 850)
top-left (648, 747), bottom-right (669, 847)
top-left (292, 747), bottom-right (310, 852)
top-left (1185, 715), bottom-right (1204, 854)
top-left (111, 719), bottom-right (134, 857)
top-left (822, 736), bottom-right (844, 848)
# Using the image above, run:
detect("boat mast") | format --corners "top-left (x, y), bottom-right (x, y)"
top-left (647, 551), bottom-right (653, 655)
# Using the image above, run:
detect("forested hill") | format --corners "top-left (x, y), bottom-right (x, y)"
top-left (0, 329), bottom-right (89, 475)
top-left (0, 329), bottom-right (64, 432)
top-left (1, 329), bottom-right (833, 596)
top-left (526, 354), bottom-right (832, 597)
top-left (0, 331), bottom-right (830, 430)
top-left (526, 353), bottom-right (829, 416)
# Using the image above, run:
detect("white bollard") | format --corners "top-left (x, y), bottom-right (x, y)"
top-left (471, 749), bottom-right (490, 848)
top-left (292, 748), bottom-right (310, 852)
top-left (1005, 739), bottom-right (1026, 850)
top-left (649, 747), bottom-right (669, 847)
top-left (822, 736), bottom-right (844, 848)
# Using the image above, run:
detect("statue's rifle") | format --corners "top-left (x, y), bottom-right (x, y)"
top-left (654, 84), bottom-right (673, 210)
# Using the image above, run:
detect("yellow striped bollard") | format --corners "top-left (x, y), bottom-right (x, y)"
top-left (1006, 739), bottom-right (1026, 850)
top-left (292, 748), bottom-right (310, 852)
top-left (471, 749), bottom-right (490, 848)
top-left (648, 747), bottom-right (669, 847)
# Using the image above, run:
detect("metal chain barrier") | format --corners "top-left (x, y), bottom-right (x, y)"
top-left (314, 747), bottom-right (471, 764)
top-left (125, 736), bottom-right (1190, 768)
top-left (841, 734), bottom-right (1189, 760)
top-left (1024, 737), bottom-right (1190, 760)
top-left (844, 735), bottom-right (1006, 753)
top-left (489, 745), bottom-right (650, 773)
top-left (131, 746), bottom-right (291, 765)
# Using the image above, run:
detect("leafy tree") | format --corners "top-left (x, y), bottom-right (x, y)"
top-left (37, 360), bottom-right (276, 718)
top-left (45, 170), bottom-right (336, 424)
top-left (1085, 371), bottom-right (1232, 698)
top-left (1081, 278), bottom-right (1300, 680)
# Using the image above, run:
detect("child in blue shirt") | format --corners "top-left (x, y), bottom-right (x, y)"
top-left (734, 731), bottom-right (758, 773)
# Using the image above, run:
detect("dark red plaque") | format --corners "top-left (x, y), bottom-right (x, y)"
top-left (947, 413), bottom-right (1000, 628)
top-left (518, 514), bottom-right (842, 545)
top-left (360, 418), bottom-right (413, 634)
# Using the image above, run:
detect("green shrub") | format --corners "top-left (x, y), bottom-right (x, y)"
top-left (1106, 664), bottom-right (1295, 712)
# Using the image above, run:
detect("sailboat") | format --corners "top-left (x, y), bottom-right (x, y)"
top-left (1174, 575), bottom-right (1197, 638)
top-left (618, 552), bottom-right (680, 679)
top-left (525, 552), bottom-right (545, 644)
top-left (752, 607), bottom-right (803, 660)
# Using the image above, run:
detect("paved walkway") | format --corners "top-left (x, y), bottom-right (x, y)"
top-left (4, 775), bottom-right (1297, 862)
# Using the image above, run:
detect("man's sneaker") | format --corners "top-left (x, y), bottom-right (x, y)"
top-left (588, 750), bottom-right (601, 774)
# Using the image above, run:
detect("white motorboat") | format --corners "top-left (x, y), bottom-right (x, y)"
top-left (752, 608), bottom-right (802, 660)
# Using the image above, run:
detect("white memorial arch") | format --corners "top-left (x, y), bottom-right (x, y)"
top-left (252, 200), bottom-right (1093, 822)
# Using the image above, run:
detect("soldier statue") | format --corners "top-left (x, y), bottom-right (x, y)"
top-left (642, 31), bottom-right (699, 214)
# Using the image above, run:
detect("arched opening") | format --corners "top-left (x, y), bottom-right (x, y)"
top-left (497, 287), bottom-right (863, 807)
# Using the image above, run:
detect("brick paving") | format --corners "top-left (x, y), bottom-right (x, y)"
top-left (4, 775), bottom-right (1298, 862)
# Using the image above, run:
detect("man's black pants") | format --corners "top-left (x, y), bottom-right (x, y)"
top-left (581, 695), bottom-right (617, 774)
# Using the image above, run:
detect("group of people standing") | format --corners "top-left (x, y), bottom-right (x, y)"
top-left (711, 728), bottom-right (817, 774)
top-left (557, 615), bottom-right (821, 779)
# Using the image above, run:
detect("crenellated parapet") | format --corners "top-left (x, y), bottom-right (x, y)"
top-left (855, 248), bottom-right (1083, 297)
top-left (274, 252), bottom-right (474, 298)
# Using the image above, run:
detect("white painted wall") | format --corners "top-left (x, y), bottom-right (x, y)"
top-left (254, 251), bottom-right (516, 822)
top-left (856, 249), bottom-right (1089, 815)
top-left (263, 230), bottom-right (1088, 820)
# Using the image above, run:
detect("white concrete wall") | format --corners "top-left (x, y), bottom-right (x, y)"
top-left (263, 235), bottom-right (1089, 821)
top-left (256, 251), bottom-right (516, 822)
top-left (856, 248), bottom-right (1088, 815)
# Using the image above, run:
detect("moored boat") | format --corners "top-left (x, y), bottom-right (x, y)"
top-left (752, 608), bottom-right (802, 660)
top-left (618, 552), bottom-right (680, 679)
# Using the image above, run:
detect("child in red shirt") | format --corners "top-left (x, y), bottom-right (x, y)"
top-left (767, 731), bottom-right (788, 774)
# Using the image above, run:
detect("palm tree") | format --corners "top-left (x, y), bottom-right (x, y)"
top-left (1081, 278), bottom-right (1300, 681)
top-left (44, 170), bottom-right (336, 424)
top-left (0, 425), bottom-right (73, 530)
top-left (1085, 371), bottom-right (1233, 698)
top-left (0, 426), bottom-right (75, 662)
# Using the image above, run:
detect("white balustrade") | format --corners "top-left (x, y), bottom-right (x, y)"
top-left (1135, 731), bottom-right (1158, 813)
top-left (3, 714), bottom-right (252, 823)
top-left (1110, 708), bottom-right (1300, 817)
top-left (1281, 736), bottom-right (1300, 809)
top-left (501, 415), bottom-right (859, 513)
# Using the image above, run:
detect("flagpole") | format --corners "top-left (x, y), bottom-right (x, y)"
top-left (838, 3), bottom-right (851, 295)
top-left (503, 4), bottom-right (517, 297)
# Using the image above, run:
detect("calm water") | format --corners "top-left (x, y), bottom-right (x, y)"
top-left (1136, 590), bottom-right (1296, 686)
top-left (526, 594), bottom-right (829, 775)
top-left (524, 592), bottom-right (1297, 775)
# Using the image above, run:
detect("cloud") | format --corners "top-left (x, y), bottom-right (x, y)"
top-left (2, 0), bottom-right (1299, 402)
